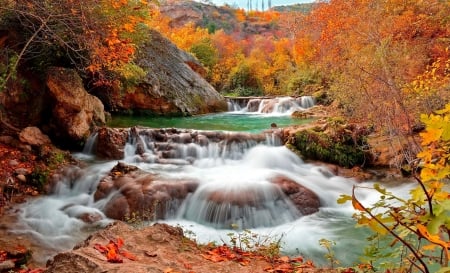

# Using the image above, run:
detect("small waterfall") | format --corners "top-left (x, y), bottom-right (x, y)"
top-left (180, 181), bottom-right (300, 229)
top-left (82, 132), bottom-right (98, 154)
top-left (298, 96), bottom-right (315, 109)
top-left (227, 100), bottom-right (242, 111)
top-left (227, 96), bottom-right (315, 114)
top-left (122, 128), bottom-right (282, 165)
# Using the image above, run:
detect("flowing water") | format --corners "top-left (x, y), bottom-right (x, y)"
top-left (12, 97), bottom-right (413, 266)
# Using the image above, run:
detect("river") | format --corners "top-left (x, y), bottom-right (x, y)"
top-left (11, 97), bottom-right (412, 267)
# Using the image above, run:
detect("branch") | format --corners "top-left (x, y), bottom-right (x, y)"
top-left (0, 13), bottom-right (51, 92)
top-left (352, 186), bottom-right (430, 273)
top-left (413, 175), bottom-right (434, 217)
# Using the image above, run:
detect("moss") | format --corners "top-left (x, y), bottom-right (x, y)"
top-left (288, 129), bottom-right (367, 168)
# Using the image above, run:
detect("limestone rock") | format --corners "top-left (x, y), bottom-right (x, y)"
top-left (19, 126), bottom-right (51, 146)
top-left (94, 162), bottom-right (198, 220)
top-left (271, 175), bottom-right (320, 215)
top-left (44, 221), bottom-right (275, 273)
top-left (46, 67), bottom-right (106, 144)
top-left (94, 30), bottom-right (227, 116)
top-left (95, 127), bottom-right (129, 160)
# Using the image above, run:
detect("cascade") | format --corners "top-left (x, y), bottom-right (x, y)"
top-left (227, 96), bottom-right (315, 114)
top-left (12, 111), bottom-right (412, 266)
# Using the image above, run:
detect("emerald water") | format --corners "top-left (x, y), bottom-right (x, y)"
top-left (107, 112), bottom-right (313, 132)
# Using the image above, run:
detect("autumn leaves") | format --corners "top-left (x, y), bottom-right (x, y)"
top-left (92, 237), bottom-right (316, 273)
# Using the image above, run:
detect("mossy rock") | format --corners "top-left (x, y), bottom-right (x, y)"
top-left (287, 126), bottom-right (369, 168)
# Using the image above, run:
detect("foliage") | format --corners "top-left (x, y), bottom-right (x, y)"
top-left (227, 227), bottom-right (283, 260)
top-left (0, 0), bottom-right (154, 88)
top-left (190, 39), bottom-right (219, 71)
top-left (318, 238), bottom-right (340, 269)
top-left (286, 68), bottom-right (324, 96)
top-left (300, 0), bottom-right (450, 133)
top-left (224, 62), bottom-right (263, 96)
top-left (338, 103), bottom-right (450, 272)
top-left (94, 237), bottom-right (137, 263)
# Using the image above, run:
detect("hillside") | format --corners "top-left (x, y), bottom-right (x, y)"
top-left (159, 0), bottom-right (299, 36)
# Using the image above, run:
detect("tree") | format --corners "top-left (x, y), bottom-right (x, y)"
top-left (0, 0), bottom-right (154, 89)
top-left (339, 103), bottom-right (450, 272)
top-left (295, 0), bottom-right (450, 166)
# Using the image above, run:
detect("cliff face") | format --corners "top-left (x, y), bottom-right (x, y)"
top-left (93, 29), bottom-right (227, 116)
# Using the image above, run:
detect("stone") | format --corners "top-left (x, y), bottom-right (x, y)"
top-left (46, 67), bottom-right (106, 144)
top-left (16, 174), bottom-right (26, 182)
top-left (44, 221), bottom-right (274, 273)
top-left (93, 30), bottom-right (227, 116)
top-left (19, 126), bottom-right (51, 146)
top-left (94, 162), bottom-right (198, 221)
top-left (271, 175), bottom-right (320, 215)
top-left (0, 260), bottom-right (15, 271)
top-left (95, 127), bottom-right (128, 160)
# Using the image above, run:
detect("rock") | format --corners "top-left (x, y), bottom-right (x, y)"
top-left (16, 174), bottom-right (26, 182)
top-left (46, 67), bottom-right (106, 144)
top-left (0, 260), bottom-right (15, 271)
top-left (271, 175), bottom-right (320, 215)
top-left (44, 221), bottom-right (275, 273)
top-left (9, 159), bottom-right (18, 166)
top-left (94, 162), bottom-right (198, 220)
top-left (19, 127), bottom-right (51, 146)
top-left (95, 127), bottom-right (129, 160)
top-left (93, 30), bottom-right (227, 116)
top-left (246, 99), bottom-right (261, 112)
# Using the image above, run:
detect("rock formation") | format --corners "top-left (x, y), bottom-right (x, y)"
top-left (94, 162), bottom-right (199, 221)
top-left (46, 67), bottom-right (106, 145)
top-left (93, 29), bottom-right (227, 116)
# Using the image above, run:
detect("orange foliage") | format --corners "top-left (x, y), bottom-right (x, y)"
top-left (201, 244), bottom-right (315, 273)
top-left (94, 237), bottom-right (137, 263)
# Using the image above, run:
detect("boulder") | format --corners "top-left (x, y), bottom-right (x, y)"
top-left (94, 162), bottom-right (198, 220)
top-left (94, 30), bottom-right (227, 116)
top-left (19, 127), bottom-right (51, 146)
top-left (271, 175), bottom-right (320, 215)
top-left (46, 67), bottom-right (106, 144)
top-left (95, 127), bottom-right (129, 160)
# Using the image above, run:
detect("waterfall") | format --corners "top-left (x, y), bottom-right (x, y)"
top-left (82, 132), bottom-right (98, 155)
top-left (226, 96), bottom-right (315, 114)
top-left (12, 122), bottom-right (412, 266)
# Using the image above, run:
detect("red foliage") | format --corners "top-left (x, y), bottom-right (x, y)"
top-left (94, 237), bottom-right (137, 263)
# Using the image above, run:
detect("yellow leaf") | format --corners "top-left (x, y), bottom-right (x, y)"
top-left (417, 224), bottom-right (450, 260)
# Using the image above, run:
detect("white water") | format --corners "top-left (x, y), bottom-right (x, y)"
top-left (227, 96), bottom-right (315, 114)
top-left (12, 110), bottom-right (413, 266)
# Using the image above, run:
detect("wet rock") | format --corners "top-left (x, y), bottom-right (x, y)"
top-left (271, 175), bottom-right (320, 215)
top-left (94, 162), bottom-right (198, 221)
top-left (95, 127), bottom-right (129, 160)
top-left (246, 99), bottom-right (261, 112)
top-left (19, 126), bottom-right (51, 146)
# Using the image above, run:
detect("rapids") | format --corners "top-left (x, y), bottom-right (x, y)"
top-left (11, 97), bottom-right (412, 266)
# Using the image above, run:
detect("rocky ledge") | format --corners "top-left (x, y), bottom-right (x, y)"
top-left (94, 162), bottom-right (320, 225)
top-left (44, 221), bottom-right (334, 273)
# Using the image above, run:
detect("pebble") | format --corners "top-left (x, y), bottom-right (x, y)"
top-left (8, 159), bottom-right (18, 166)
top-left (17, 174), bottom-right (26, 182)
top-left (0, 260), bottom-right (15, 271)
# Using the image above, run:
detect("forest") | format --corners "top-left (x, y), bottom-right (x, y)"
top-left (0, 0), bottom-right (449, 272)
